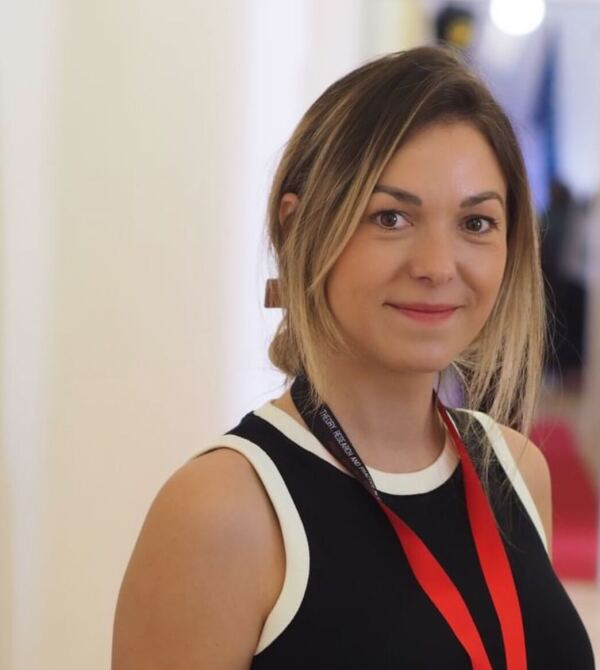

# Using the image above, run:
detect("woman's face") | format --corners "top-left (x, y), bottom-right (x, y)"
top-left (325, 121), bottom-right (508, 374)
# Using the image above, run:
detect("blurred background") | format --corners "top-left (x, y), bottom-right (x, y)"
top-left (1, 0), bottom-right (598, 668)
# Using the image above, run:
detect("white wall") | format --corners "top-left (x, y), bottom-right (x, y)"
top-left (0, 1), bottom-right (58, 667)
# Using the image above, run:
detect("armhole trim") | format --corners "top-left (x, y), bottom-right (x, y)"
top-left (460, 409), bottom-right (549, 554)
top-left (192, 435), bottom-right (310, 655)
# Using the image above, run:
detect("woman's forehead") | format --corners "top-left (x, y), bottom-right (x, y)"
top-left (375, 122), bottom-right (507, 201)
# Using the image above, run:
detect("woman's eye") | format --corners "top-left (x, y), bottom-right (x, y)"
top-left (368, 211), bottom-right (499, 234)
top-left (370, 210), bottom-right (408, 230)
top-left (463, 216), bottom-right (498, 234)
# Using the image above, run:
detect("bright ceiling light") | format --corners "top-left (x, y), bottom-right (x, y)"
top-left (489, 0), bottom-right (546, 36)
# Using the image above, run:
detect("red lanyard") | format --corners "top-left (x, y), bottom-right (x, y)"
top-left (291, 376), bottom-right (527, 670)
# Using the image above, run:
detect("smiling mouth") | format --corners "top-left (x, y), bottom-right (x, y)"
top-left (385, 303), bottom-right (460, 323)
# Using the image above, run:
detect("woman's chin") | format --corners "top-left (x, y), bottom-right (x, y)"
top-left (370, 353), bottom-right (456, 376)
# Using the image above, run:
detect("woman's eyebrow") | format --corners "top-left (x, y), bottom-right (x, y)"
top-left (373, 184), bottom-right (505, 211)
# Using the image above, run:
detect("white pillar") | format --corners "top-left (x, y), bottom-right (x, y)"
top-left (0, 1), bottom-right (58, 667)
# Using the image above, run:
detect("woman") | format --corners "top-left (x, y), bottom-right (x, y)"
top-left (112, 46), bottom-right (595, 669)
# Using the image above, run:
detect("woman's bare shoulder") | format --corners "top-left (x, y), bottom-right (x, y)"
top-left (112, 448), bottom-right (285, 670)
top-left (496, 423), bottom-right (553, 554)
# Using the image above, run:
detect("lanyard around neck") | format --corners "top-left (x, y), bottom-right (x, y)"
top-left (290, 375), bottom-right (527, 670)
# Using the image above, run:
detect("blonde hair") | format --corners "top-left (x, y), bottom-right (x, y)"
top-left (266, 46), bottom-right (546, 482)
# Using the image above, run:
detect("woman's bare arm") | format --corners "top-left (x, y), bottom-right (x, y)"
top-left (112, 448), bottom-right (285, 670)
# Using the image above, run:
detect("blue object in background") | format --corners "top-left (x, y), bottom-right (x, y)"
top-left (531, 34), bottom-right (559, 212)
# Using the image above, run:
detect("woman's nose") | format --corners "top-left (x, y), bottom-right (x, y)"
top-left (406, 230), bottom-right (457, 285)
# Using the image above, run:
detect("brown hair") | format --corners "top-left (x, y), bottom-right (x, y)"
top-left (266, 45), bottom-right (546, 480)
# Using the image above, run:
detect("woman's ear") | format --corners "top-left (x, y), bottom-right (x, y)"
top-left (279, 192), bottom-right (300, 226)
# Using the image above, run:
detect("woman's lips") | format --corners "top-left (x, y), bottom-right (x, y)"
top-left (386, 303), bottom-right (460, 323)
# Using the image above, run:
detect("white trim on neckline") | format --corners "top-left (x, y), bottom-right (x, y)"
top-left (253, 401), bottom-right (461, 495)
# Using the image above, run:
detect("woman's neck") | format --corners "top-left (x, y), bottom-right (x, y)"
top-left (273, 357), bottom-right (449, 473)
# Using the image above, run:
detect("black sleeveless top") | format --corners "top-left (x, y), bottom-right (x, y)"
top-left (196, 403), bottom-right (595, 669)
